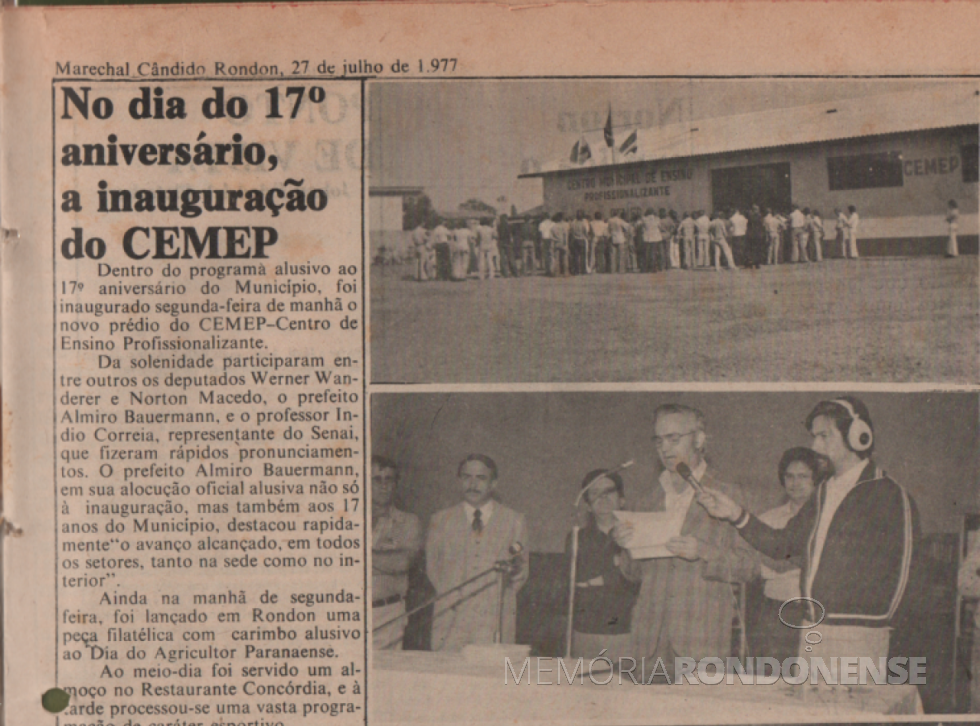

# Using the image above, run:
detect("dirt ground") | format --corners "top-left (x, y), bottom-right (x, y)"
top-left (369, 257), bottom-right (979, 384)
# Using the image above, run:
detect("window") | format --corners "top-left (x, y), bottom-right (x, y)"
top-left (962, 144), bottom-right (978, 183)
top-left (827, 152), bottom-right (904, 191)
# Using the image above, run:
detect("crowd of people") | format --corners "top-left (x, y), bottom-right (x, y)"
top-left (408, 204), bottom-right (870, 281)
top-left (372, 397), bottom-right (920, 689)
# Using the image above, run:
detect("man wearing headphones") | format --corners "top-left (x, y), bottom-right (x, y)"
top-left (698, 396), bottom-right (918, 664)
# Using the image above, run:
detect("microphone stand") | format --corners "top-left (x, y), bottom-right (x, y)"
top-left (494, 568), bottom-right (506, 644)
top-left (373, 560), bottom-right (511, 635)
top-left (565, 524), bottom-right (579, 660)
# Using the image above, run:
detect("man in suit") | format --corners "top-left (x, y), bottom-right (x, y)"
top-left (615, 404), bottom-right (756, 667)
top-left (426, 454), bottom-right (529, 651)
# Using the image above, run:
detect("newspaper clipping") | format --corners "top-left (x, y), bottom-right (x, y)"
top-left (2, 4), bottom-right (980, 726)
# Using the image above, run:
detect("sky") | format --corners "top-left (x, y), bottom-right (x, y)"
top-left (368, 78), bottom-right (964, 215)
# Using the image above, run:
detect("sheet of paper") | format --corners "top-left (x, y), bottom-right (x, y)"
top-left (613, 510), bottom-right (685, 559)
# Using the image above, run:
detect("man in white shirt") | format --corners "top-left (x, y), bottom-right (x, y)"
top-left (698, 397), bottom-right (918, 667)
top-left (410, 222), bottom-right (431, 281)
top-left (476, 217), bottom-right (498, 279)
top-left (694, 210), bottom-right (711, 268)
top-left (789, 205), bottom-right (809, 263)
top-left (538, 213), bottom-right (558, 277)
top-left (591, 211), bottom-right (609, 273)
top-left (451, 221), bottom-right (473, 281)
top-left (834, 207), bottom-right (847, 258)
top-left (641, 208), bottom-right (663, 272)
top-left (677, 212), bottom-right (696, 270)
top-left (729, 208), bottom-right (748, 268)
top-left (607, 212), bottom-right (630, 274)
top-left (614, 404), bottom-right (755, 665)
top-left (762, 209), bottom-right (781, 265)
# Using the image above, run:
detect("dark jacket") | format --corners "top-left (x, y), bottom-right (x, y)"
top-left (565, 522), bottom-right (639, 634)
top-left (737, 460), bottom-right (917, 628)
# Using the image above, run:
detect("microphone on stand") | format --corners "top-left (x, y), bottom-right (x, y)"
top-left (493, 542), bottom-right (525, 644)
top-left (574, 460), bottom-right (635, 507)
top-left (494, 541), bottom-right (525, 580)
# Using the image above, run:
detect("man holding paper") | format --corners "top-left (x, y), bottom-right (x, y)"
top-left (615, 404), bottom-right (757, 666)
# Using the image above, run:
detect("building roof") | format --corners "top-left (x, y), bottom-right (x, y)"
top-left (521, 85), bottom-right (979, 178)
top-left (369, 185), bottom-right (425, 197)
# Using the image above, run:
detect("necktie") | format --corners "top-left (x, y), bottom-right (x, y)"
top-left (472, 508), bottom-right (483, 534)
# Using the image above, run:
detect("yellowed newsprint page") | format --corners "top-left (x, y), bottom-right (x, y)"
top-left (3, 4), bottom-right (980, 726)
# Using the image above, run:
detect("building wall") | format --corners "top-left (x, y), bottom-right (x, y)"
top-left (542, 127), bottom-right (978, 254)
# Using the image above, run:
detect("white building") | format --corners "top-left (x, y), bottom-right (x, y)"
top-left (520, 86), bottom-right (979, 255)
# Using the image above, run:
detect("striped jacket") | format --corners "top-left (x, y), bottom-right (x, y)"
top-left (623, 468), bottom-right (758, 661)
top-left (737, 460), bottom-right (917, 628)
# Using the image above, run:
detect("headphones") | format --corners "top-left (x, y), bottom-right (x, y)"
top-left (832, 398), bottom-right (873, 452)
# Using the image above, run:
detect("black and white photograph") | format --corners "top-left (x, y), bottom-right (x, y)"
top-left (369, 79), bottom-right (979, 384)
top-left (369, 391), bottom-right (980, 721)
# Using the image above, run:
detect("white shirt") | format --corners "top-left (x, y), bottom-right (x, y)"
top-left (538, 219), bottom-right (555, 241)
top-left (659, 459), bottom-right (706, 517)
top-left (730, 213), bottom-right (748, 236)
top-left (608, 217), bottom-right (629, 244)
top-left (463, 500), bottom-right (495, 528)
top-left (848, 212), bottom-right (860, 233)
top-left (453, 228), bottom-right (472, 252)
top-left (758, 501), bottom-right (802, 601)
top-left (806, 459), bottom-right (866, 597)
top-left (790, 209), bottom-right (807, 229)
top-left (642, 215), bottom-right (663, 242)
top-left (432, 225), bottom-right (450, 245)
top-left (695, 215), bottom-right (711, 237)
top-left (591, 219), bottom-right (608, 238)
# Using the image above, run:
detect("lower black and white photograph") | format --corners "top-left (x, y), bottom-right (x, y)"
top-left (368, 391), bottom-right (980, 723)
top-left (369, 78), bottom-right (979, 384)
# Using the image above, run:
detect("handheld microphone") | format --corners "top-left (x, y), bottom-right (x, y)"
top-left (674, 462), bottom-right (704, 495)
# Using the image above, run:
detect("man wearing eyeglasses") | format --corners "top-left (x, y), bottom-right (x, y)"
top-left (614, 403), bottom-right (756, 669)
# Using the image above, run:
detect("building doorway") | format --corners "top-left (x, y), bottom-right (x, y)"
top-left (711, 162), bottom-right (792, 213)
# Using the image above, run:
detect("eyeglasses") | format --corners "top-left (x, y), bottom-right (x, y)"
top-left (587, 487), bottom-right (620, 502)
top-left (652, 431), bottom-right (697, 448)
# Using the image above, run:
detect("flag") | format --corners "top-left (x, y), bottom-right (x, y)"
top-left (604, 108), bottom-right (614, 148)
top-left (570, 138), bottom-right (592, 164)
top-left (619, 129), bottom-right (638, 156)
